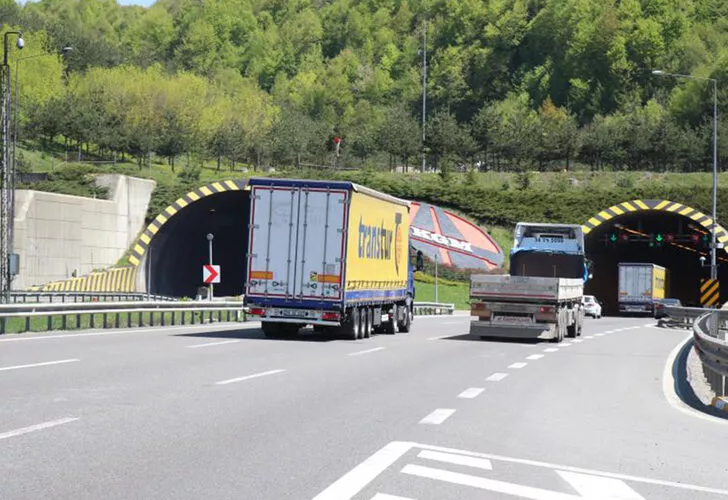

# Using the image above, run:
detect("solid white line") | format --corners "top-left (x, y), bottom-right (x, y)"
top-left (402, 464), bottom-right (580, 499)
top-left (508, 362), bottom-right (528, 369)
top-left (349, 347), bottom-right (386, 357)
top-left (215, 369), bottom-right (286, 385)
top-left (419, 409), bottom-right (455, 425)
top-left (661, 334), bottom-right (728, 426)
top-left (486, 372), bottom-right (509, 381)
top-left (543, 348), bottom-right (559, 353)
top-left (186, 339), bottom-right (241, 349)
top-left (418, 450), bottom-right (493, 470)
top-left (0, 322), bottom-right (260, 342)
top-left (595, 333), bottom-right (605, 337)
top-left (525, 354), bottom-right (544, 361)
top-left (311, 442), bottom-right (414, 500)
top-left (411, 441), bottom-right (728, 496)
top-left (0, 358), bottom-right (79, 372)
top-left (370, 494), bottom-right (416, 500)
top-left (457, 388), bottom-right (485, 399)
top-left (557, 470), bottom-right (645, 499)
top-left (0, 418), bottom-right (78, 441)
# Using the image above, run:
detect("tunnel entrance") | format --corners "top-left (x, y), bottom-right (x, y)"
top-left (584, 201), bottom-right (728, 314)
top-left (145, 190), bottom-right (250, 298)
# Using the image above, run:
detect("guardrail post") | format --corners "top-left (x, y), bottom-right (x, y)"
top-left (0, 317), bottom-right (5, 334)
top-left (62, 315), bottom-right (67, 330)
top-left (90, 314), bottom-right (95, 329)
top-left (76, 314), bottom-right (81, 329)
top-left (24, 316), bottom-right (30, 333)
top-left (115, 314), bottom-right (120, 329)
top-left (47, 316), bottom-right (52, 331)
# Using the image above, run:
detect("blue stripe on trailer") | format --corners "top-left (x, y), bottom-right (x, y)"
top-left (345, 289), bottom-right (409, 302)
top-left (245, 296), bottom-right (343, 309)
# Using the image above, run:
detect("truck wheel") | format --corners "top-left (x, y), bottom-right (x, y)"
top-left (397, 304), bottom-right (412, 333)
top-left (383, 305), bottom-right (397, 334)
top-left (341, 308), bottom-right (359, 340)
top-left (365, 308), bottom-right (373, 338)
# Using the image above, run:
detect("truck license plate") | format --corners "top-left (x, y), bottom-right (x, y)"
top-left (278, 309), bottom-right (307, 318)
top-left (493, 315), bottom-right (531, 324)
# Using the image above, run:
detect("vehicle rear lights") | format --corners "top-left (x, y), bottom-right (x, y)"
top-left (249, 308), bottom-right (265, 316)
top-left (471, 302), bottom-right (486, 311)
top-left (539, 306), bottom-right (555, 313)
top-left (322, 311), bottom-right (341, 321)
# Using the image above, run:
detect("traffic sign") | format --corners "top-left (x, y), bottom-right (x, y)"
top-left (203, 264), bottom-right (221, 284)
top-left (700, 278), bottom-right (720, 308)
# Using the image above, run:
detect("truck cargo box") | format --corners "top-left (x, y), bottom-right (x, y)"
top-left (470, 274), bottom-right (584, 304)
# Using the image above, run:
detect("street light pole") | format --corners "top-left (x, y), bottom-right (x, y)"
top-left (207, 233), bottom-right (214, 301)
top-left (421, 20), bottom-right (427, 172)
top-left (652, 69), bottom-right (719, 281)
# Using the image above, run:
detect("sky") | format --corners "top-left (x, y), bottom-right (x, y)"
top-left (116, 0), bottom-right (155, 6)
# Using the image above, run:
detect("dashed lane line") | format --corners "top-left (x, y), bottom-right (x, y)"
top-left (0, 359), bottom-right (79, 372)
top-left (525, 354), bottom-right (544, 361)
top-left (349, 347), bottom-right (386, 357)
top-left (457, 388), bottom-right (485, 399)
top-left (486, 373), bottom-right (509, 382)
top-left (508, 362), bottom-right (528, 369)
top-left (543, 348), bottom-right (559, 353)
top-left (419, 409), bottom-right (456, 425)
top-left (215, 369), bottom-right (286, 386)
top-left (186, 340), bottom-right (241, 349)
top-left (0, 418), bottom-right (79, 441)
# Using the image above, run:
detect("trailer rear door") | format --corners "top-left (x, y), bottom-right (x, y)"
top-left (247, 185), bottom-right (348, 301)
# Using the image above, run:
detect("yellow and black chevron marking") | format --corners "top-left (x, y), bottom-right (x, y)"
top-left (128, 179), bottom-right (249, 267)
top-left (582, 199), bottom-right (728, 247)
top-left (29, 267), bottom-right (138, 293)
top-left (700, 278), bottom-right (720, 308)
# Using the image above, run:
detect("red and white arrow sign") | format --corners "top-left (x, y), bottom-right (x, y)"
top-left (203, 264), bottom-right (221, 284)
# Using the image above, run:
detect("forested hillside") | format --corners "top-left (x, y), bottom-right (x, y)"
top-left (2, 0), bottom-right (728, 172)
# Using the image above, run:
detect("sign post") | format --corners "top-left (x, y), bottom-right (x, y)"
top-left (206, 233), bottom-right (216, 300)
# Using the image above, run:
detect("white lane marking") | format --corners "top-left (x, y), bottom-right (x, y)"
top-left (457, 388), bottom-right (485, 399)
top-left (543, 348), bottom-right (559, 353)
top-left (0, 418), bottom-right (78, 441)
top-left (583, 335), bottom-right (594, 339)
top-left (419, 409), bottom-right (455, 425)
top-left (486, 372), bottom-right (508, 382)
top-left (508, 362), bottom-right (528, 369)
top-left (526, 354), bottom-right (544, 361)
top-left (312, 442), bottom-right (413, 500)
top-left (557, 470), bottom-right (645, 499)
top-left (0, 322), bottom-right (259, 342)
top-left (662, 334), bottom-right (728, 426)
top-left (603, 330), bottom-right (616, 334)
top-left (370, 494), bottom-right (415, 500)
top-left (0, 358), bottom-right (79, 372)
top-left (559, 343), bottom-right (572, 347)
top-left (418, 450), bottom-right (493, 470)
top-left (571, 339), bottom-right (583, 343)
top-left (402, 464), bottom-right (581, 499)
top-left (186, 339), bottom-right (241, 349)
top-left (594, 333), bottom-right (605, 337)
top-left (349, 347), bottom-right (386, 357)
top-left (215, 369), bottom-right (286, 385)
top-left (315, 441), bottom-right (728, 499)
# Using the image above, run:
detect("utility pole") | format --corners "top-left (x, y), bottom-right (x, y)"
top-left (421, 21), bottom-right (427, 173)
top-left (711, 77), bottom-right (718, 281)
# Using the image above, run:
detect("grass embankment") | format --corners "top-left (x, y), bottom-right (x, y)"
top-left (1, 310), bottom-right (243, 334)
top-left (414, 272), bottom-right (470, 310)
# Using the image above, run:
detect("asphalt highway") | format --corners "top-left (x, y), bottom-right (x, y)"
top-left (1, 315), bottom-right (727, 499)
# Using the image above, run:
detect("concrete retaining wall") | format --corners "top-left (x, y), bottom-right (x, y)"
top-left (12, 174), bottom-right (155, 290)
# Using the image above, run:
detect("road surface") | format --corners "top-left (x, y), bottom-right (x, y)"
top-left (0, 316), bottom-right (727, 499)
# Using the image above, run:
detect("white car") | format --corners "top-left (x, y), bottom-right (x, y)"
top-left (583, 295), bottom-right (602, 318)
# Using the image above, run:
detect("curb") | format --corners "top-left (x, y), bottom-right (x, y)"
top-left (712, 397), bottom-right (728, 413)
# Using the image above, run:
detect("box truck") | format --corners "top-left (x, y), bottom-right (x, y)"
top-left (244, 178), bottom-right (419, 339)
top-left (618, 263), bottom-right (666, 315)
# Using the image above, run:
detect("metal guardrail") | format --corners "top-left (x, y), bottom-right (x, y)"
top-left (0, 300), bottom-right (456, 334)
top-left (7, 291), bottom-right (176, 304)
top-left (693, 311), bottom-right (728, 396)
top-left (0, 300), bottom-right (247, 334)
top-left (413, 302), bottom-right (456, 316)
top-left (663, 305), bottom-right (706, 327)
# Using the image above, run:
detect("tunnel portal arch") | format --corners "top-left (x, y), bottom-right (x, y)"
top-left (582, 199), bottom-right (728, 313)
top-left (129, 179), bottom-right (250, 298)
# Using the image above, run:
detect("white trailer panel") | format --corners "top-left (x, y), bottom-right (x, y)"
top-left (470, 274), bottom-right (583, 303)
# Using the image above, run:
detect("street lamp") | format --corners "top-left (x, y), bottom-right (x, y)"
top-left (653, 69), bottom-right (719, 281)
top-left (13, 46), bottom-right (72, 174)
top-left (1, 31), bottom-right (23, 302)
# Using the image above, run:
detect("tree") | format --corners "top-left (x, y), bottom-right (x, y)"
top-left (376, 104), bottom-right (420, 171)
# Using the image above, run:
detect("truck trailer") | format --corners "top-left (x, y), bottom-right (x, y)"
top-left (617, 263), bottom-right (666, 315)
top-left (469, 223), bottom-right (587, 342)
top-left (244, 178), bottom-right (419, 339)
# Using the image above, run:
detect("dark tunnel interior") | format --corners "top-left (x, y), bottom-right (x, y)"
top-left (584, 211), bottom-right (728, 314)
top-left (146, 191), bottom-right (250, 298)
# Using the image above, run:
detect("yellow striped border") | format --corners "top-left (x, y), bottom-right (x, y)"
top-left (127, 179), bottom-right (249, 267)
top-left (28, 267), bottom-right (138, 293)
top-left (582, 199), bottom-right (728, 248)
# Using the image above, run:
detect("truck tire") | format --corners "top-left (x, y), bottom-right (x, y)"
top-left (340, 308), bottom-right (359, 340)
top-left (397, 302), bottom-right (412, 333)
top-left (365, 308), bottom-right (373, 338)
top-left (383, 305), bottom-right (397, 334)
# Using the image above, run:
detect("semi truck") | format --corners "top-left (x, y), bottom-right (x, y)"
top-left (469, 223), bottom-right (587, 342)
top-left (617, 263), bottom-right (666, 315)
top-left (244, 178), bottom-right (420, 339)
